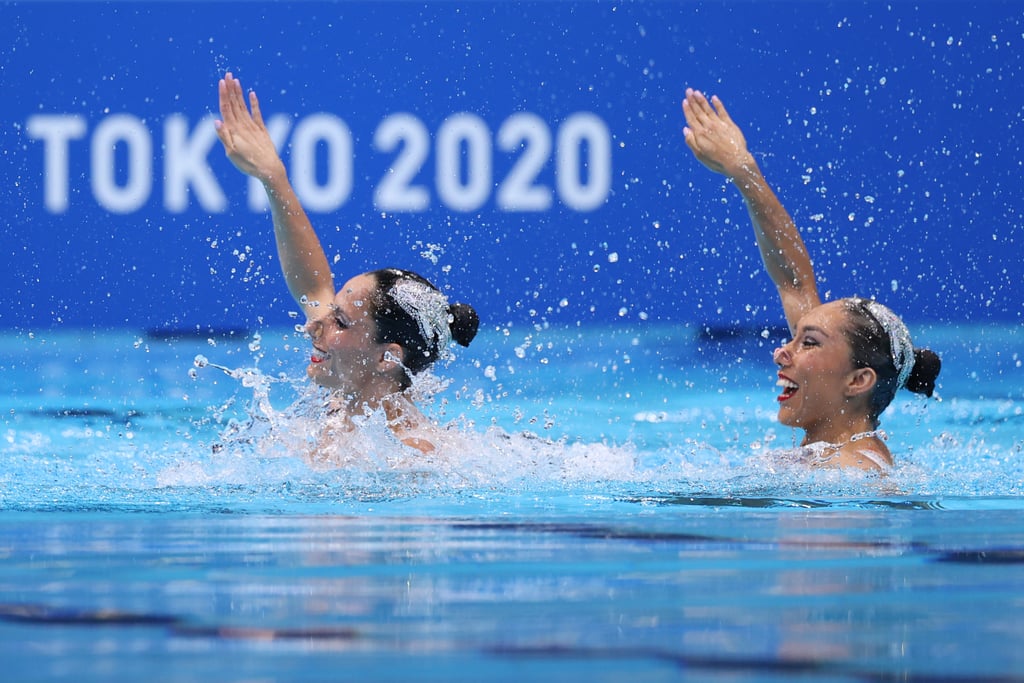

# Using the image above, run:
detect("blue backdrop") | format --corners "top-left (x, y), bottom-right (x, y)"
top-left (2, 1), bottom-right (1021, 332)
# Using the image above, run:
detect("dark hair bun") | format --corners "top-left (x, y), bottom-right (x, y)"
top-left (906, 348), bottom-right (941, 397)
top-left (448, 303), bottom-right (479, 347)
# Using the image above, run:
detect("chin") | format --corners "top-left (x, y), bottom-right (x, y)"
top-left (776, 407), bottom-right (800, 429)
top-left (307, 364), bottom-right (336, 389)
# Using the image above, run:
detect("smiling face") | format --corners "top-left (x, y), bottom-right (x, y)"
top-left (772, 301), bottom-right (875, 442)
top-left (304, 273), bottom-right (400, 399)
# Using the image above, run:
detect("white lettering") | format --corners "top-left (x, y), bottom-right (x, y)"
top-left (289, 114), bottom-right (353, 213)
top-left (26, 110), bottom-right (613, 215)
top-left (91, 114), bottom-right (152, 214)
top-left (25, 114), bottom-right (87, 213)
top-left (374, 113), bottom-right (430, 212)
top-left (556, 113), bottom-right (611, 212)
top-left (436, 113), bottom-right (491, 212)
top-left (164, 114), bottom-right (226, 212)
top-left (497, 113), bottom-right (552, 212)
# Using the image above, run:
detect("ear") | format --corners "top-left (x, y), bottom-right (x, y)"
top-left (378, 343), bottom-right (406, 374)
top-left (845, 367), bottom-right (877, 398)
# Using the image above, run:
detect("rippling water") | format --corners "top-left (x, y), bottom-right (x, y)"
top-left (3, 323), bottom-right (1023, 509)
top-left (2, 324), bottom-right (1024, 681)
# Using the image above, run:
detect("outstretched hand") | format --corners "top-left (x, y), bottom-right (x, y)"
top-left (682, 88), bottom-right (755, 178)
top-left (215, 72), bottom-right (285, 182)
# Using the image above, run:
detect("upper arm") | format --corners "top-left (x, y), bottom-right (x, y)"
top-left (299, 285), bottom-right (340, 324)
top-left (778, 286), bottom-right (821, 336)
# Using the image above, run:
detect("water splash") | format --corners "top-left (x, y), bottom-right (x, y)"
top-left (3, 326), bottom-right (1023, 511)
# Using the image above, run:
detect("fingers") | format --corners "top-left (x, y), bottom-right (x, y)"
top-left (217, 77), bottom-right (231, 121)
top-left (711, 95), bottom-right (734, 124)
top-left (217, 72), bottom-right (251, 151)
top-left (214, 116), bottom-right (232, 149)
top-left (681, 87), bottom-right (694, 116)
top-left (218, 72), bottom-right (249, 125)
top-left (682, 94), bottom-right (706, 135)
top-left (681, 98), bottom-right (696, 129)
top-left (682, 127), bottom-right (699, 155)
top-left (218, 72), bottom-right (268, 136)
top-left (249, 90), bottom-right (265, 128)
top-left (684, 89), bottom-right (716, 129)
top-left (216, 79), bottom-right (235, 151)
top-left (218, 74), bottom-right (239, 124)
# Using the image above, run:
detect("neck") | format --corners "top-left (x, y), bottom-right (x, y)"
top-left (381, 392), bottom-right (415, 425)
top-left (321, 388), bottom-right (433, 454)
top-left (801, 415), bottom-right (879, 448)
top-left (326, 382), bottom-right (403, 418)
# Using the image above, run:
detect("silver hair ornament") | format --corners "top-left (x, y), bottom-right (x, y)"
top-left (865, 300), bottom-right (915, 390)
top-left (388, 278), bottom-right (453, 360)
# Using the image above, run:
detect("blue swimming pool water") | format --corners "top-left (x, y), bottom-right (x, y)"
top-left (2, 323), bottom-right (1023, 681)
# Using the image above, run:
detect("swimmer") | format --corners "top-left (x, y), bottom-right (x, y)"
top-left (214, 72), bottom-right (479, 454)
top-left (681, 88), bottom-right (940, 470)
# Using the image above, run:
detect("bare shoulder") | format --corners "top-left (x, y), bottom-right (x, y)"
top-left (834, 437), bottom-right (893, 472)
top-left (386, 396), bottom-right (439, 454)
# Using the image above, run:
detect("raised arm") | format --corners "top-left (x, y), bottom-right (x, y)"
top-left (682, 89), bottom-right (820, 334)
top-left (214, 72), bottom-right (335, 322)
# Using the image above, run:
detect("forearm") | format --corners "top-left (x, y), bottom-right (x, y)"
top-left (735, 165), bottom-right (813, 289)
top-left (681, 89), bottom-right (820, 329)
top-left (729, 161), bottom-right (819, 318)
top-left (260, 170), bottom-right (335, 313)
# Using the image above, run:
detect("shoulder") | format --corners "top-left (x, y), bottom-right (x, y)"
top-left (834, 437), bottom-right (893, 471)
top-left (385, 396), bottom-right (439, 454)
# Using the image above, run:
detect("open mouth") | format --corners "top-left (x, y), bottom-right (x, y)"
top-left (310, 347), bottom-right (329, 364)
top-left (776, 374), bottom-right (798, 402)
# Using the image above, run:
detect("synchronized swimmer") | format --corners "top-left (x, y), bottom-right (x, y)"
top-left (681, 88), bottom-right (940, 470)
top-left (210, 72), bottom-right (940, 472)
top-left (214, 73), bottom-right (479, 454)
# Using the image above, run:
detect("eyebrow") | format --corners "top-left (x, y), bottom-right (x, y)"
top-left (329, 303), bottom-right (355, 323)
top-left (799, 324), bottom-right (831, 337)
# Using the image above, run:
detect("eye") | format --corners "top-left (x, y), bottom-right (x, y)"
top-left (328, 305), bottom-right (352, 329)
top-left (800, 336), bottom-right (820, 348)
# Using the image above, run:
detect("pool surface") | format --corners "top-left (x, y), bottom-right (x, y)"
top-left (2, 324), bottom-right (1023, 681)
